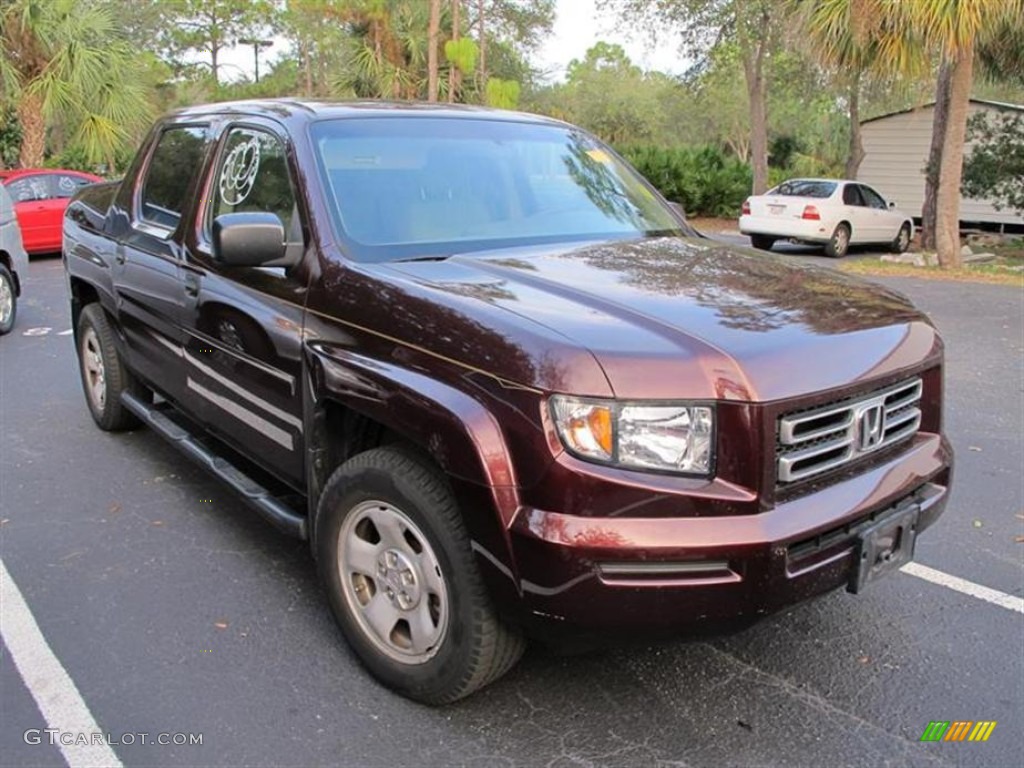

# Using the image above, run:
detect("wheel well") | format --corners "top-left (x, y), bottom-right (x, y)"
top-left (307, 399), bottom-right (415, 543)
top-left (838, 220), bottom-right (852, 234)
top-left (314, 399), bottom-right (405, 489)
top-left (69, 277), bottom-right (100, 334)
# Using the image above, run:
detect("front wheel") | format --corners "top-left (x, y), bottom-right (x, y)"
top-left (749, 234), bottom-right (776, 251)
top-left (0, 264), bottom-right (15, 335)
top-left (316, 446), bottom-right (525, 704)
top-left (890, 223), bottom-right (911, 254)
top-left (824, 223), bottom-right (851, 258)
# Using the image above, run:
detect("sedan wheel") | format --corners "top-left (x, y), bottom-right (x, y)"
top-left (825, 223), bottom-right (850, 258)
top-left (891, 224), bottom-right (911, 254)
top-left (0, 265), bottom-right (15, 335)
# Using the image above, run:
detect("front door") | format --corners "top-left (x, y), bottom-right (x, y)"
top-left (179, 123), bottom-right (309, 488)
top-left (5, 174), bottom-right (56, 253)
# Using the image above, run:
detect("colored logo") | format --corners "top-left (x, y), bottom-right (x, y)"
top-left (920, 721), bottom-right (997, 742)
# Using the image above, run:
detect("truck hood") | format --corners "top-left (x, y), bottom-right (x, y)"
top-left (384, 237), bottom-right (940, 402)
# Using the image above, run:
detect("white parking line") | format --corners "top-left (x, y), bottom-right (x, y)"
top-left (0, 558), bottom-right (123, 768)
top-left (901, 562), bottom-right (1024, 614)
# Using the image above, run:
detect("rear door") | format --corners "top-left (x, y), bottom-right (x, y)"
top-left (858, 184), bottom-right (899, 242)
top-left (840, 183), bottom-right (874, 243)
top-left (114, 124), bottom-right (210, 405)
top-left (179, 121), bottom-right (309, 488)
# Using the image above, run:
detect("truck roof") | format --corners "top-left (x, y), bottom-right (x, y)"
top-left (166, 98), bottom-right (567, 128)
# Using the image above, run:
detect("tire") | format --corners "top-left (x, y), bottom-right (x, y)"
top-left (0, 264), bottom-right (15, 335)
top-left (890, 223), bottom-right (911, 254)
top-left (316, 446), bottom-right (525, 704)
top-left (749, 234), bottom-right (775, 251)
top-left (824, 223), bottom-right (851, 258)
top-left (76, 303), bottom-right (144, 431)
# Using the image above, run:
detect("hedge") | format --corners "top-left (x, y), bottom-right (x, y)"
top-left (617, 144), bottom-right (788, 219)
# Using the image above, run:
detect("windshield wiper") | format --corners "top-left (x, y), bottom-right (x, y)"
top-left (393, 254), bottom-right (451, 263)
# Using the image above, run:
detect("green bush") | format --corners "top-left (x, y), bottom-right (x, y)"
top-left (617, 144), bottom-right (754, 218)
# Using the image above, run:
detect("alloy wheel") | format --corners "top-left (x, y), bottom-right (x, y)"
top-left (81, 327), bottom-right (107, 412)
top-left (337, 500), bottom-right (448, 664)
top-left (0, 275), bottom-right (12, 327)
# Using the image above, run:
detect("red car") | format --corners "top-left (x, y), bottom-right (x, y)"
top-left (0, 169), bottom-right (102, 254)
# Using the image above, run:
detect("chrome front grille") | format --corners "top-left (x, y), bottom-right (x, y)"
top-left (777, 378), bottom-right (922, 483)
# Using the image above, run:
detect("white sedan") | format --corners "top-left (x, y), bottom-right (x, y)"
top-left (739, 178), bottom-right (914, 258)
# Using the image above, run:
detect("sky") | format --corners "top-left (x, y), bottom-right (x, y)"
top-left (216, 0), bottom-right (686, 85)
top-left (535, 0), bottom-right (686, 80)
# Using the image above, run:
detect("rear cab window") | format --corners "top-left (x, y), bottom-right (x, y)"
top-left (137, 126), bottom-right (208, 234)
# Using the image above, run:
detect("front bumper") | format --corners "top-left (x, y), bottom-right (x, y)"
top-left (505, 433), bottom-right (951, 635)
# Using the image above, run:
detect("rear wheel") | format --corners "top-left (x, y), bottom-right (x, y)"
top-left (749, 234), bottom-right (776, 251)
top-left (890, 223), bottom-right (911, 254)
top-left (77, 304), bottom-right (144, 431)
top-left (0, 264), bottom-right (15, 335)
top-left (316, 446), bottom-right (525, 704)
top-left (824, 223), bottom-right (851, 258)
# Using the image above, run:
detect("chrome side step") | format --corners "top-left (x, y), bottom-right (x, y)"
top-left (121, 392), bottom-right (308, 539)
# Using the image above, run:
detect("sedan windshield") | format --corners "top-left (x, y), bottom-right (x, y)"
top-left (310, 117), bottom-right (685, 262)
top-left (769, 180), bottom-right (837, 198)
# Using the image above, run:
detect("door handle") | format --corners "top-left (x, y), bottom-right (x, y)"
top-left (114, 250), bottom-right (126, 265)
top-left (183, 272), bottom-right (201, 297)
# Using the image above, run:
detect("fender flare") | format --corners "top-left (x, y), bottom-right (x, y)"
top-left (304, 341), bottom-right (525, 596)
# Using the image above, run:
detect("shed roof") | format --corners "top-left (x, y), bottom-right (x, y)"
top-left (861, 98), bottom-right (1023, 125)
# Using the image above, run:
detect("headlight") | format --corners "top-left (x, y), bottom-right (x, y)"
top-left (550, 396), bottom-right (714, 475)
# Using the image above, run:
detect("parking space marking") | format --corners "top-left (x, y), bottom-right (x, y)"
top-left (0, 558), bottom-right (123, 768)
top-left (901, 562), bottom-right (1024, 614)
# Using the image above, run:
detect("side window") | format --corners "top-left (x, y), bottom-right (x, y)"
top-left (860, 185), bottom-right (887, 210)
top-left (6, 176), bottom-right (53, 202)
top-left (842, 184), bottom-right (865, 207)
top-left (54, 174), bottom-right (92, 199)
top-left (139, 126), bottom-right (207, 230)
top-left (209, 128), bottom-right (297, 239)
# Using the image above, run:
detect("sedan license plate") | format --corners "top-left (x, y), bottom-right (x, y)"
top-left (848, 505), bottom-right (919, 594)
top-left (769, 204), bottom-right (785, 215)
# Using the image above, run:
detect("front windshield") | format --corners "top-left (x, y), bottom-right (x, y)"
top-left (310, 117), bottom-right (684, 262)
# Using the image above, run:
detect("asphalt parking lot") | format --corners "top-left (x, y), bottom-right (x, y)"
top-left (2, 253), bottom-right (1022, 768)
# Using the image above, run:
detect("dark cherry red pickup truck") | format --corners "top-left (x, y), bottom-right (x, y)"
top-left (63, 100), bottom-right (952, 703)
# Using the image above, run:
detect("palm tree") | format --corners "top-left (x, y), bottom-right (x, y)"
top-left (329, 0), bottom-right (433, 100)
top-left (797, 0), bottom-right (1023, 268)
top-left (797, 0), bottom-right (925, 179)
top-left (0, 0), bottom-right (152, 170)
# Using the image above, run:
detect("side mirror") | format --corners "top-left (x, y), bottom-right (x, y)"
top-left (888, 201), bottom-right (897, 209)
top-left (212, 212), bottom-right (286, 267)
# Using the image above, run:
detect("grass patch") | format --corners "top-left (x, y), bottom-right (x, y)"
top-left (840, 258), bottom-right (1024, 287)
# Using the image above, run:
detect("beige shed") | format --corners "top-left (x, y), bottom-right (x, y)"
top-left (858, 98), bottom-right (1023, 230)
